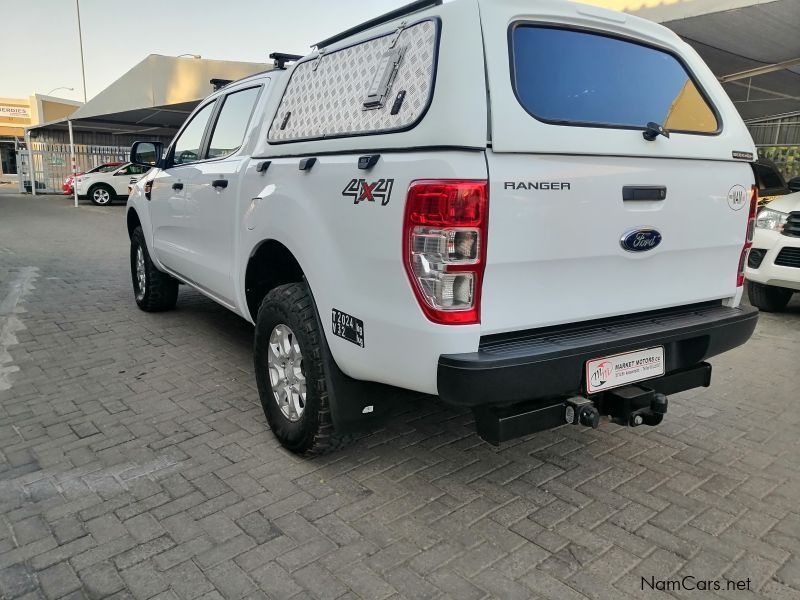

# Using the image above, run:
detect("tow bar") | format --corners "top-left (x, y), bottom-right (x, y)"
top-left (474, 385), bottom-right (668, 445)
top-left (472, 362), bottom-right (711, 445)
top-left (474, 384), bottom-right (680, 445)
top-left (566, 385), bottom-right (669, 428)
top-left (593, 385), bottom-right (668, 427)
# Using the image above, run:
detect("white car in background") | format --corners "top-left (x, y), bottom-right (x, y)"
top-left (76, 162), bottom-right (150, 205)
top-left (745, 192), bottom-right (800, 311)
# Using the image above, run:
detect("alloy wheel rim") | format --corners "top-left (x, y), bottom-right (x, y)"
top-left (267, 324), bottom-right (306, 422)
top-left (135, 246), bottom-right (146, 301)
top-left (94, 189), bottom-right (110, 203)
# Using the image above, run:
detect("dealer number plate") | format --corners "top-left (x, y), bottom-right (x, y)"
top-left (331, 309), bottom-right (364, 348)
top-left (586, 347), bottom-right (665, 394)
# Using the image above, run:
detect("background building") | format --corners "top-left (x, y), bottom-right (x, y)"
top-left (0, 95), bottom-right (82, 179)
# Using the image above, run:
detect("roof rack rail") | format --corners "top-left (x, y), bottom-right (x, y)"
top-left (210, 78), bottom-right (233, 91)
top-left (270, 52), bottom-right (303, 70)
top-left (313, 0), bottom-right (442, 49)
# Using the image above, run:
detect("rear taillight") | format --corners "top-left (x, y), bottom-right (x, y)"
top-left (403, 180), bottom-right (488, 324)
top-left (737, 184), bottom-right (758, 287)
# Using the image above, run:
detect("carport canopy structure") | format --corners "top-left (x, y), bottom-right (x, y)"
top-left (46, 54), bottom-right (270, 137)
top-left (632, 0), bottom-right (800, 122)
top-left (28, 54), bottom-right (269, 203)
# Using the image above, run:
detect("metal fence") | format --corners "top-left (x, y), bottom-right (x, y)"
top-left (748, 117), bottom-right (800, 147)
top-left (16, 142), bottom-right (130, 194)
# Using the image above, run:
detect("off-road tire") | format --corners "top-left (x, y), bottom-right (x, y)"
top-left (747, 281), bottom-right (793, 312)
top-left (130, 226), bottom-right (179, 312)
top-left (254, 282), bottom-right (351, 456)
top-left (89, 183), bottom-right (115, 206)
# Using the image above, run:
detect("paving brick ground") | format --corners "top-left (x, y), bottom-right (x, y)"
top-left (1, 193), bottom-right (799, 600)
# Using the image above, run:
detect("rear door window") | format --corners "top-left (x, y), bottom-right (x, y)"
top-left (206, 87), bottom-right (261, 159)
top-left (510, 25), bottom-right (719, 134)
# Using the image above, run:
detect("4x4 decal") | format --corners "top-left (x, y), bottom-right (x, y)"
top-left (342, 179), bottom-right (395, 206)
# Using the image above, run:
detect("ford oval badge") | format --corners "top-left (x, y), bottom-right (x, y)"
top-left (620, 228), bottom-right (662, 253)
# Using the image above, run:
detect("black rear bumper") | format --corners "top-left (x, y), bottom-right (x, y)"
top-left (438, 302), bottom-right (758, 407)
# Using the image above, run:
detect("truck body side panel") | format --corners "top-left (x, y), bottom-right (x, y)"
top-left (238, 151), bottom-right (487, 394)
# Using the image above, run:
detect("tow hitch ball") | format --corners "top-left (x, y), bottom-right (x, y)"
top-left (566, 385), bottom-right (669, 429)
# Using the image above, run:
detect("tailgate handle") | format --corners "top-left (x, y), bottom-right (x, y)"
top-left (623, 186), bottom-right (666, 201)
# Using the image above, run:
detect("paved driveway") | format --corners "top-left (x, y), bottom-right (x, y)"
top-left (1, 194), bottom-right (799, 600)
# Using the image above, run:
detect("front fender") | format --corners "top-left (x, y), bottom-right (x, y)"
top-left (126, 188), bottom-right (164, 270)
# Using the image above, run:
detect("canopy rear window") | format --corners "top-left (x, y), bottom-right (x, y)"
top-left (510, 25), bottom-right (720, 134)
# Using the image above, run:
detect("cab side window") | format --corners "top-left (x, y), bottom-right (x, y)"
top-left (116, 164), bottom-right (149, 176)
top-left (172, 102), bottom-right (216, 166)
top-left (206, 87), bottom-right (261, 159)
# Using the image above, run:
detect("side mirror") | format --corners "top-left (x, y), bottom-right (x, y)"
top-left (788, 177), bottom-right (800, 193)
top-left (130, 141), bottom-right (164, 169)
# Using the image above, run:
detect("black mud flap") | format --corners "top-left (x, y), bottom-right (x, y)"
top-left (306, 280), bottom-right (418, 435)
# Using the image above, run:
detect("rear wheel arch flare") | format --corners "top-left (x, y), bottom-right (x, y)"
top-left (245, 239), bottom-right (305, 322)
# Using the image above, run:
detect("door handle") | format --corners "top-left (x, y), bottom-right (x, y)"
top-left (299, 157), bottom-right (317, 171)
top-left (172, 182), bottom-right (183, 191)
top-left (212, 179), bottom-right (229, 189)
top-left (358, 154), bottom-right (380, 170)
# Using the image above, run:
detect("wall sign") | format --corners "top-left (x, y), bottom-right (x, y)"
top-left (0, 106), bottom-right (31, 119)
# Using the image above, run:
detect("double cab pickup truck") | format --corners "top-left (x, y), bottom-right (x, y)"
top-left (126, 0), bottom-right (759, 454)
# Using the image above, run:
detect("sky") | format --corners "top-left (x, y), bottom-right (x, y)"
top-left (1, 0), bottom-right (679, 102)
top-left (1, 0), bottom-right (410, 101)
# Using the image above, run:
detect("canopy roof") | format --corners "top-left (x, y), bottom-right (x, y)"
top-left (31, 54), bottom-right (269, 136)
top-left (632, 0), bottom-right (800, 122)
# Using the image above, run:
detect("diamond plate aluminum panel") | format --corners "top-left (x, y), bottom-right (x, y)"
top-left (268, 20), bottom-right (438, 143)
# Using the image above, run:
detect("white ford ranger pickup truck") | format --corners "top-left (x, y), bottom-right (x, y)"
top-left (126, 0), bottom-right (759, 454)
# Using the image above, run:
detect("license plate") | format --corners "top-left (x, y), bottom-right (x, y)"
top-left (586, 347), bottom-right (665, 394)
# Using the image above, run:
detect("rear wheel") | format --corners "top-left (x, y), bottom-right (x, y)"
top-left (89, 184), bottom-right (115, 205)
top-left (747, 281), bottom-right (793, 312)
top-left (130, 226), bottom-right (178, 312)
top-left (253, 282), bottom-right (350, 455)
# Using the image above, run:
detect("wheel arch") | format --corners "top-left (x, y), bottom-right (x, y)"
top-left (246, 240), bottom-right (413, 439)
top-left (88, 181), bottom-right (114, 200)
top-left (126, 207), bottom-right (142, 239)
top-left (244, 239), bottom-right (306, 322)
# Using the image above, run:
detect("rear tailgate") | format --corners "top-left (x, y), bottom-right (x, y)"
top-left (477, 0), bottom-right (757, 334)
